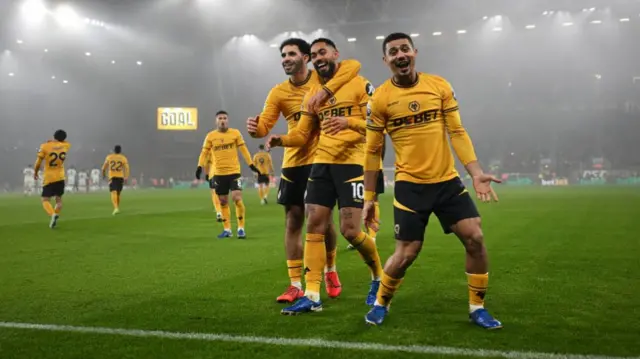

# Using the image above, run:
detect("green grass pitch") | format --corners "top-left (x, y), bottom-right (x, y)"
top-left (0, 187), bottom-right (639, 359)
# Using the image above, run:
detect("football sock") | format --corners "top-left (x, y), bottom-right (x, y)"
top-left (42, 201), bottom-right (55, 216)
top-left (467, 272), bottom-right (489, 312)
top-left (116, 193), bottom-right (121, 207)
top-left (367, 201), bottom-right (380, 238)
top-left (221, 204), bottom-right (231, 231)
top-left (263, 185), bottom-right (270, 199)
top-left (234, 199), bottom-right (245, 228)
top-left (351, 231), bottom-right (383, 280)
top-left (111, 192), bottom-right (118, 209)
top-left (54, 203), bottom-right (62, 214)
top-left (258, 187), bottom-right (264, 200)
top-left (211, 192), bottom-right (221, 213)
top-left (304, 233), bottom-right (326, 302)
top-left (375, 272), bottom-right (404, 307)
top-left (325, 248), bottom-right (337, 273)
top-left (287, 259), bottom-right (303, 288)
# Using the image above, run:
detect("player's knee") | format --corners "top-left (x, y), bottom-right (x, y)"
top-left (339, 222), bottom-right (359, 242)
top-left (231, 192), bottom-right (242, 202)
top-left (285, 207), bottom-right (304, 233)
top-left (462, 229), bottom-right (485, 256)
top-left (219, 196), bottom-right (229, 206)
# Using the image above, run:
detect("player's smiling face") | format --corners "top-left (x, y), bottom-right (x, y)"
top-left (311, 42), bottom-right (338, 79)
top-left (281, 45), bottom-right (307, 75)
top-left (384, 39), bottom-right (417, 78)
top-left (216, 114), bottom-right (229, 131)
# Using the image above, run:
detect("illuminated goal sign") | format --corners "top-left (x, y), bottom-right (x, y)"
top-left (157, 107), bottom-right (198, 130)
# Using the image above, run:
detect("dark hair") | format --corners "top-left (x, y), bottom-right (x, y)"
top-left (382, 32), bottom-right (414, 54)
top-left (114, 145), bottom-right (122, 154)
top-left (311, 38), bottom-right (338, 51)
top-left (259, 144), bottom-right (265, 150)
top-left (280, 38), bottom-right (311, 58)
top-left (216, 110), bottom-right (228, 117)
top-left (53, 129), bottom-right (67, 141)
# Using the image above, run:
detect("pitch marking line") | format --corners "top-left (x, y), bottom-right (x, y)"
top-left (0, 322), bottom-right (638, 359)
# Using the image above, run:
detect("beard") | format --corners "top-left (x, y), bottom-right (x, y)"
top-left (282, 59), bottom-right (303, 75)
top-left (314, 60), bottom-right (336, 79)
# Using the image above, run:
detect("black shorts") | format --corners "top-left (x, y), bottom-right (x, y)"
top-left (213, 174), bottom-right (241, 195)
top-left (42, 180), bottom-right (65, 198)
top-left (376, 170), bottom-right (385, 195)
top-left (394, 177), bottom-right (479, 240)
top-left (109, 177), bottom-right (124, 192)
top-left (278, 165), bottom-right (312, 207)
top-left (305, 163), bottom-right (364, 209)
top-left (257, 174), bottom-right (270, 185)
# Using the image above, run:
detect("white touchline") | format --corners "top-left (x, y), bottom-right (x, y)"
top-left (0, 322), bottom-right (638, 359)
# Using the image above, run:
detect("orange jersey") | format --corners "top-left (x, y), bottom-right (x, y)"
top-left (102, 153), bottom-right (130, 179)
top-left (253, 60), bottom-right (361, 168)
top-left (281, 75), bottom-right (373, 165)
top-left (365, 73), bottom-right (477, 184)
top-left (198, 128), bottom-right (253, 176)
top-left (35, 140), bottom-right (72, 185)
top-left (253, 152), bottom-right (273, 175)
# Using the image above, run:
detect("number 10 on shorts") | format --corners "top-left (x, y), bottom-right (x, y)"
top-left (351, 182), bottom-right (364, 200)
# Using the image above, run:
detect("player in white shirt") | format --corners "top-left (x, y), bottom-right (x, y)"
top-left (78, 170), bottom-right (89, 193)
top-left (36, 170), bottom-right (44, 193)
top-left (23, 165), bottom-right (36, 195)
top-left (66, 167), bottom-right (77, 193)
top-left (91, 168), bottom-right (101, 191)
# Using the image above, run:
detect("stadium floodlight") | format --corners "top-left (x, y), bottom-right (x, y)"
top-left (591, 20), bottom-right (602, 24)
top-left (619, 18), bottom-right (630, 22)
top-left (136, 61), bottom-right (143, 65)
top-left (590, 7), bottom-right (596, 11)
top-left (16, 39), bottom-right (24, 44)
top-left (55, 5), bottom-right (82, 28)
top-left (375, 35), bottom-right (384, 40)
top-left (410, 33), bottom-right (420, 37)
top-left (85, 52), bottom-right (91, 56)
top-left (432, 31), bottom-right (442, 36)
top-left (595, 74), bottom-right (602, 79)
top-left (51, 75), bottom-right (56, 79)
top-left (495, 15), bottom-right (502, 20)
top-left (525, 25), bottom-right (536, 29)
top-left (8, 73), bottom-right (15, 77)
top-left (457, 30), bottom-right (467, 34)
top-left (492, 27), bottom-right (502, 32)
top-left (111, 60), bottom-right (116, 64)
top-left (542, 11), bottom-right (549, 15)
top-left (483, 16), bottom-right (488, 20)
top-left (347, 38), bottom-right (357, 42)
top-left (63, 80), bottom-right (68, 84)
top-left (44, 48), bottom-right (48, 52)
top-left (269, 43), bottom-right (278, 48)
top-left (562, 22), bottom-right (573, 26)
top-left (22, 0), bottom-right (47, 24)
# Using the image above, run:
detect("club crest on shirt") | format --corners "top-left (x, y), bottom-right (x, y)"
top-left (365, 82), bottom-right (375, 96)
top-left (408, 101), bottom-right (420, 112)
top-left (328, 96), bottom-right (337, 106)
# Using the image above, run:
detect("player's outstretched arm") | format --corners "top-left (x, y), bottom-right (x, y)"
top-left (280, 112), bottom-right (317, 148)
top-left (33, 146), bottom-right (45, 179)
top-left (309, 59), bottom-right (362, 113)
top-left (101, 158), bottom-right (109, 178)
top-left (249, 88), bottom-right (281, 138)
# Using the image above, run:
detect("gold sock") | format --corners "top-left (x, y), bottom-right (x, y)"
top-left (116, 193), bottom-right (121, 207)
top-left (376, 272), bottom-right (404, 307)
top-left (235, 200), bottom-right (246, 228)
top-left (221, 204), bottom-right (231, 230)
top-left (258, 187), bottom-right (264, 200)
top-left (287, 259), bottom-right (303, 285)
top-left (467, 272), bottom-right (489, 307)
top-left (325, 248), bottom-right (337, 271)
top-left (111, 192), bottom-right (118, 209)
top-left (367, 201), bottom-right (381, 238)
top-left (212, 192), bottom-right (221, 213)
top-left (304, 233), bottom-right (326, 295)
top-left (54, 204), bottom-right (62, 214)
top-left (42, 201), bottom-right (55, 216)
top-left (264, 186), bottom-right (270, 198)
top-left (351, 231), bottom-right (383, 280)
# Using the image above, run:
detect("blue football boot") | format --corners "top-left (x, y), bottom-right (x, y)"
top-left (366, 280), bottom-right (381, 306)
top-left (217, 230), bottom-right (232, 239)
top-left (281, 297), bottom-right (323, 315)
top-left (364, 305), bottom-right (388, 326)
top-left (469, 308), bottom-right (503, 330)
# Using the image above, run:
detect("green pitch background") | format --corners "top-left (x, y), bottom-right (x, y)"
top-left (0, 187), bottom-right (638, 358)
